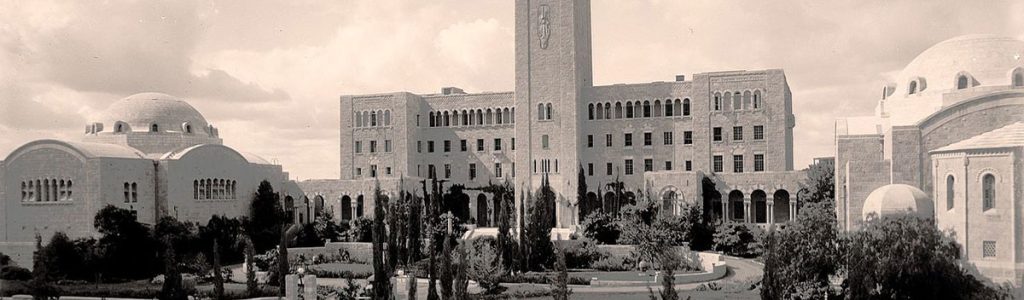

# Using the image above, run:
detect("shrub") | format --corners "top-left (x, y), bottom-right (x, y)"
top-left (580, 212), bottom-right (620, 244)
top-left (1, 265), bottom-right (31, 280)
top-left (713, 223), bottom-right (763, 257)
top-left (466, 239), bottom-right (506, 294)
top-left (347, 217), bottom-right (373, 242)
top-left (592, 256), bottom-right (633, 271)
top-left (562, 239), bottom-right (607, 269)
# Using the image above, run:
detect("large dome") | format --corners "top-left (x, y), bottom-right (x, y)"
top-left (96, 92), bottom-right (211, 135)
top-left (893, 35), bottom-right (1024, 98)
top-left (861, 184), bottom-right (933, 221)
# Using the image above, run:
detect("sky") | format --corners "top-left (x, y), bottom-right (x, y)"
top-left (2, 0), bottom-right (1023, 180)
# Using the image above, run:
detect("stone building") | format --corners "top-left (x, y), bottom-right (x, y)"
top-left (303, 0), bottom-right (806, 232)
top-left (835, 35), bottom-right (1024, 284)
top-left (0, 92), bottom-right (306, 267)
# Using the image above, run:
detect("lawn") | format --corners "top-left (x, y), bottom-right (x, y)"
top-left (305, 262), bottom-right (374, 278)
top-left (571, 270), bottom-right (700, 282)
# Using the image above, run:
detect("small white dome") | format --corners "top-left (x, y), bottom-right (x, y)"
top-left (862, 184), bottom-right (933, 221)
top-left (96, 92), bottom-right (211, 135)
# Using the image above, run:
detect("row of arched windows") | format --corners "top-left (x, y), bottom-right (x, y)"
top-left (428, 107), bottom-right (515, 127)
top-left (945, 173), bottom-right (998, 211)
top-left (355, 110), bottom-right (392, 128)
top-left (20, 178), bottom-right (74, 202)
top-left (588, 99), bottom-right (691, 120)
top-left (538, 103), bottom-right (553, 120)
top-left (712, 90), bottom-right (763, 111)
top-left (123, 182), bottom-right (138, 203)
top-left (193, 178), bottom-right (238, 200)
top-left (914, 69), bottom-right (1024, 95)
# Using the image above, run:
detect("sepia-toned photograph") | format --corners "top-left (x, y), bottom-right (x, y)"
top-left (1, 0), bottom-right (1023, 299)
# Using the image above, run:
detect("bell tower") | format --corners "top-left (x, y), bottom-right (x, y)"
top-left (513, 0), bottom-right (592, 228)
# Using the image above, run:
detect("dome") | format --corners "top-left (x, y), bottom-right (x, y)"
top-left (95, 92), bottom-right (211, 135)
top-left (861, 184), bottom-right (933, 221)
top-left (893, 35), bottom-right (1024, 98)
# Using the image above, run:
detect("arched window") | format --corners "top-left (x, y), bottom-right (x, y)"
top-left (363, 111), bottom-right (370, 127)
top-left (733, 92), bottom-right (742, 110)
top-left (603, 103), bottom-right (611, 119)
top-left (476, 109), bottom-right (483, 125)
top-left (957, 75), bottom-right (969, 90)
top-left (131, 183), bottom-right (138, 203)
top-left (713, 93), bottom-right (721, 111)
top-left (511, 107), bottom-right (515, 123)
top-left (384, 110), bottom-right (391, 126)
top-left (1013, 69), bottom-right (1024, 87)
top-left (194, 180), bottom-right (199, 199)
top-left (946, 175), bottom-right (955, 210)
top-left (495, 108), bottom-right (503, 124)
top-left (124, 182), bottom-right (131, 203)
top-left (441, 111), bottom-right (448, 127)
top-left (198, 179), bottom-right (205, 199)
top-left (626, 102), bottom-right (634, 118)
top-left (21, 182), bottom-right (26, 201)
top-left (615, 102), bottom-right (623, 119)
top-left (664, 100), bottom-right (673, 117)
top-left (753, 91), bottom-right (761, 109)
top-left (595, 103), bottom-right (604, 120)
top-left (588, 104), bottom-right (594, 120)
top-left (908, 81), bottom-right (918, 95)
top-left (653, 100), bottom-right (662, 117)
top-left (115, 123), bottom-right (124, 133)
top-left (683, 99), bottom-right (691, 116)
top-left (486, 109), bottom-right (493, 125)
top-left (206, 179), bottom-right (212, 199)
top-left (185, 124), bottom-right (192, 134)
top-left (643, 101), bottom-right (651, 117)
top-left (150, 124), bottom-right (159, 132)
top-left (59, 180), bottom-right (66, 201)
top-left (537, 104), bottom-right (545, 120)
top-left (743, 91), bottom-right (751, 109)
top-left (983, 174), bottom-right (996, 210)
top-left (546, 103), bottom-right (553, 120)
top-left (674, 99), bottom-right (681, 116)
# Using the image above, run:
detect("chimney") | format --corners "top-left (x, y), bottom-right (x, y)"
top-left (675, 75), bottom-right (686, 82)
top-left (441, 87), bottom-right (465, 95)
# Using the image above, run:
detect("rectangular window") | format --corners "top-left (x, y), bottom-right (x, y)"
top-left (713, 127), bottom-right (723, 142)
top-left (606, 163), bottom-right (613, 175)
top-left (444, 164), bottom-right (451, 178)
top-left (713, 156), bottom-right (723, 173)
top-left (511, 138), bottom-right (516, 150)
top-left (624, 159), bottom-right (634, 175)
top-left (460, 139), bottom-right (468, 152)
top-left (370, 141), bottom-right (378, 153)
top-left (665, 161), bottom-right (673, 171)
top-left (469, 163), bottom-right (477, 180)
top-left (428, 165), bottom-right (436, 179)
top-left (663, 132), bottom-right (673, 145)
top-left (733, 155), bottom-right (744, 173)
top-left (754, 154), bottom-right (765, 172)
top-left (477, 139), bottom-right (484, 151)
top-left (588, 163), bottom-right (594, 176)
top-left (494, 138), bottom-right (502, 151)
top-left (386, 167), bottom-right (392, 175)
top-left (417, 165), bottom-right (421, 177)
top-left (606, 134), bottom-right (613, 147)
top-left (355, 141), bottom-right (362, 153)
top-left (356, 168), bottom-right (362, 177)
top-left (443, 140), bottom-right (451, 152)
top-left (686, 160), bottom-right (692, 171)
top-left (371, 165), bottom-right (378, 177)
top-left (754, 125), bottom-right (764, 140)
top-left (541, 135), bottom-right (549, 149)
top-left (495, 163), bottom-right (503, 178)
top-left (644, 159), bottom-right (653, 172)
top-left (684, 131), bottom-right (693, 145)
top-left (416, 115), bottom-right (420, 127)
top-left (983, 241), bottom-right (997, 258)
top-left (733, 126), bottom-right (743, 141)
top-left (417, 141), bottom-right (422, 153)
top-left (385, 140), bottom-right (392, 152)
top-left (511, 162), bottom-right (515, 177)
top-left (587, 135), bottom-right (594, 148)
top-left (624, 133), bottom-right (633, 147)
top-left (643, 132), bottom-right (652, 146)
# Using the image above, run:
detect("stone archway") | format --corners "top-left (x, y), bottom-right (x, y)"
top-left (603, 192), bottom-right (617, 214)
top-left (476, 194), bottom-right (489, 227)
top-left (774, 189), bottom-right (791, 223)
top-left (729, 190), bottom-right (745, 222)
top-left (752, 190), bottom-right (767, 223)
top-left (662, 190), bottom-right (678, 217)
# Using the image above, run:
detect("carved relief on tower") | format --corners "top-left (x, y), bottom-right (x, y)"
top-left (538, 5), bottom-right (550, 49)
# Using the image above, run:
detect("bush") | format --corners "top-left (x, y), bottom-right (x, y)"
top-left (562, 239), bottom-right (607, 269)
top-left (580, 212), bottom-right (620, 244)
top-left (713, 223), bottom-right (763, 257)
top-left (466, 239), bottom-right (506, 294)
top-left (347, 217), bottom-right (373, 242)
top-left (1, 265), bottom-right (31, 280)
top-left (591, 256), bottom-right (633, 271)
top-left (498, 273), bottom-right (590, 285)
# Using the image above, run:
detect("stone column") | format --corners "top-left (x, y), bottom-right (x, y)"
top-left (722, 199), bottom-right (729, 222)
top-left (743, 195), bottom-right (752, 223)
top-left (790, 201), bottom-right (797, 221)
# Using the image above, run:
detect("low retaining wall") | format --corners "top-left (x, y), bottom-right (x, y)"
top-left (587, 248), bottom-right (727, 287)
top-left (288, 242), bottom-right (373, 264)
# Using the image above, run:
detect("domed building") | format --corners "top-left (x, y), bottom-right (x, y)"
top-left (836, 35), bottom-right (1024, 285)
top-left (0, 93), bottom-right (307, 267)
top-left (860, 184), bottom-right (933, 221)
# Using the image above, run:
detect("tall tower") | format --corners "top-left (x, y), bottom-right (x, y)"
top-left (513, 0), bottom-right (593, 228)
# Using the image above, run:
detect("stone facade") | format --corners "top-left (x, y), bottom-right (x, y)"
top-left (835, 35), bottom-right (1024, 285)
top-left (0, 93), bottom-right (305, 268)
top-left (304, 0), bottom-right (804, 230)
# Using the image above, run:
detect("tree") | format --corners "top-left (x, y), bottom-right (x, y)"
top-left (371, 181), bottom-right (393, 298)
top-left (159, 238), bottom-right (188, 300)
top-left (580, 212), bottom-right (620, 244)
top-left (212, 238), bottom-right (224, 300)
top-left (406, 186), bottom-right (423, 265)
top-left (648, 251), bottom-right (680, 300)
top-left (94, 205), bottom-right (160, 280)
top-left (242, 236), bottom-right (258, 296)
top-left (424, 179), bottom-right (440, 300)
top-left (30, 233), bottom-right (59, 300)
top-left (452, 242), bottom-right (469, 300)
top-left (439, 223), bottom-right (454, 300)
top-left (466, 238), bottom-right (505, 294)
top-left (712, 223), bottom-right (762, 258)
top-left (524, 175), bottom-right (555, 271)
top-left (550, 243), bottom-right (572, 300)
top-left (201, 215), bottom-right (244, 264)
top-left (798, 159), bottom-right (834, 204)
top-left (761, 201), bottom-right (841, 299)
top-left (577, 164), bottom-right (590, 222)
top-left (40, 232), bottom-right (87, 281)
top-left (247, 180), bottom-right (286, 252)
top-left (843, 215), bottom-right (1007, 299)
